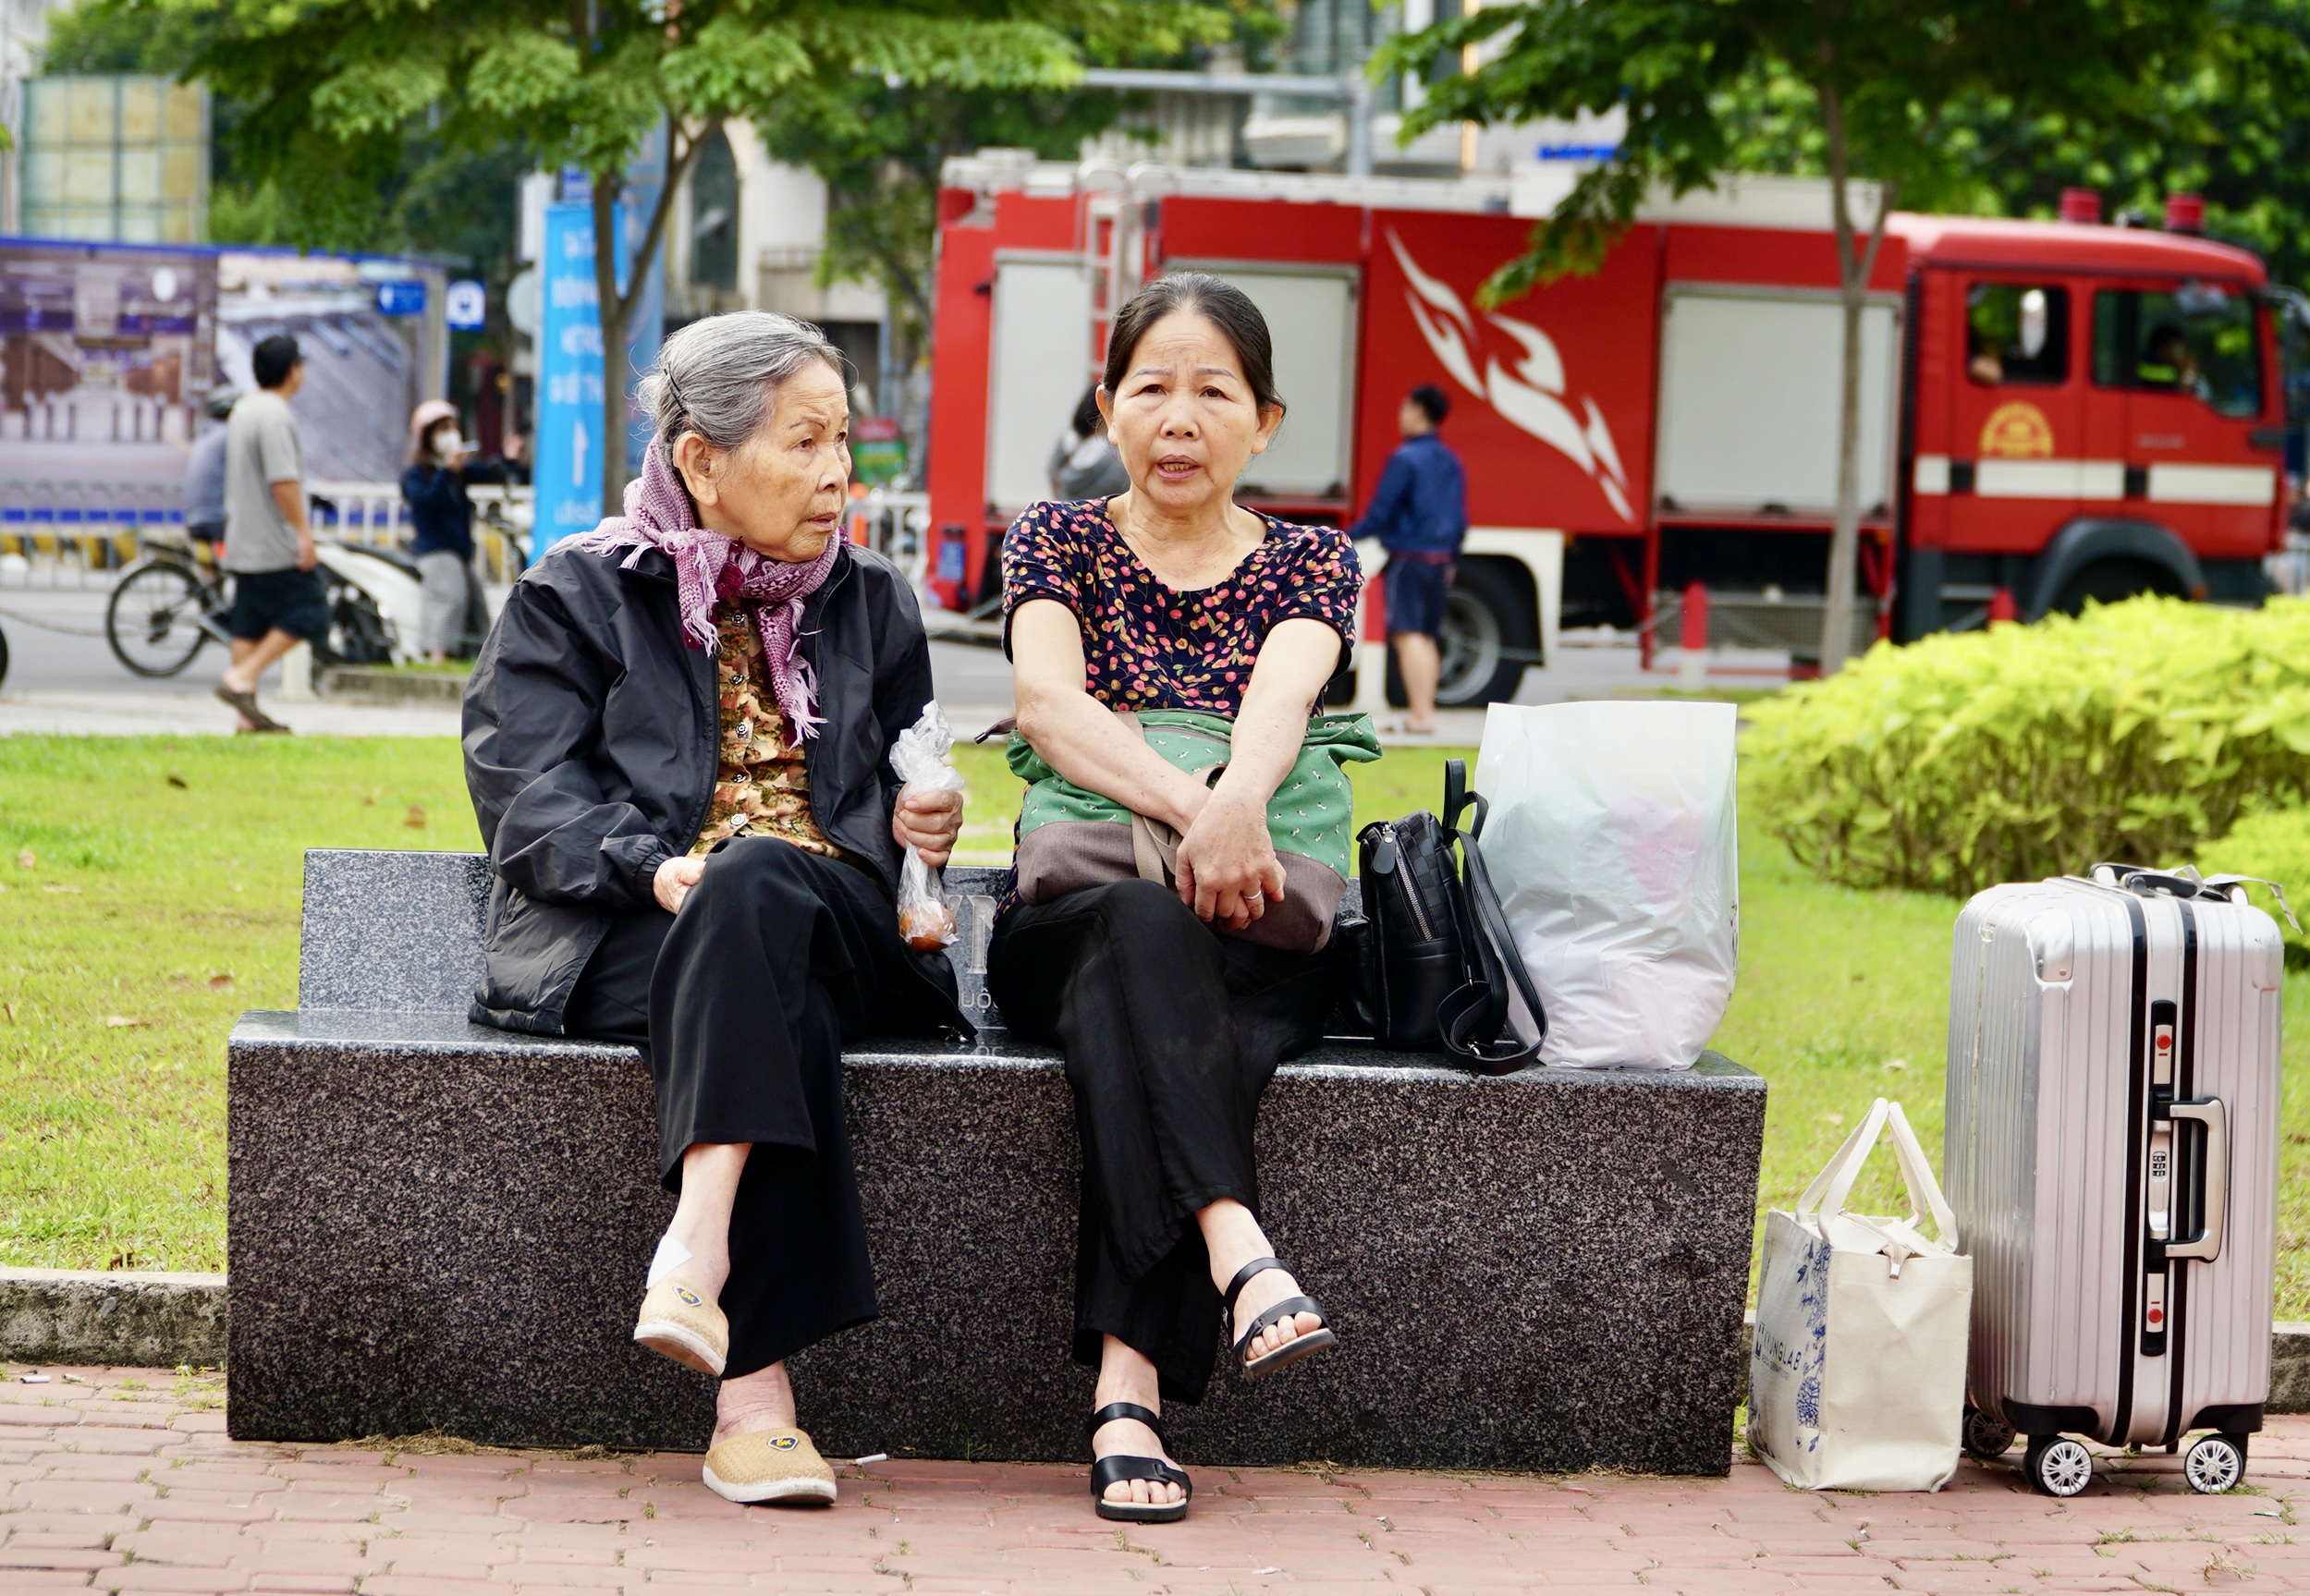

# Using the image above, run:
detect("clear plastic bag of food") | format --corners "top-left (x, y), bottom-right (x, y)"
top-left (889, 701), bottom-right (965, 950)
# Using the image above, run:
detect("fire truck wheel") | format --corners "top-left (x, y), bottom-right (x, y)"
top-left (2048, 557), bottom-right (2183, 617)
top-left (1387, 557), bottom-right (1534, 708)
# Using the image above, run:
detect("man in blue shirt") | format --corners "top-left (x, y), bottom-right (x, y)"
top-left (1349, 384), bottom-right (1466, 732)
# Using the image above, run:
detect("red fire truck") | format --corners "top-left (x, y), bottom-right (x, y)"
top-left (925, 153), bottom-right (2292, 702)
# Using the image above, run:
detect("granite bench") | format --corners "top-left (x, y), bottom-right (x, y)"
top-left (228, 848), bottom-right (1766, 1472)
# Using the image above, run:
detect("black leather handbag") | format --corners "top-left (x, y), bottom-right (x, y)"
top-left (1336, 759), bottom-right (1546, 1074)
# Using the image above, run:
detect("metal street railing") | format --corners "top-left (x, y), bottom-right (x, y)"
top-left (0, 479), bottom-right (922, 594)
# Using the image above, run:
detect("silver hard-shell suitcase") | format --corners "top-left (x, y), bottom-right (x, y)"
top-left (1946, 865), bottom-right (2285, 1496)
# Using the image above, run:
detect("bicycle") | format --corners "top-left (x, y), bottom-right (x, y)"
top-left (105, 528), bottom-right (401, 678)
top-left (105, 535), bottom-right (234, 677)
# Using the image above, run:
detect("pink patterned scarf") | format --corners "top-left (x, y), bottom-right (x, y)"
top-left (579, 445), bottom-right (840, 739)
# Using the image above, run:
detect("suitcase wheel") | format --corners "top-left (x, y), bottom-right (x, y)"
top-left (2183, 1432), bottom-right (2248, 1495)
top-left (1962, 1405), bottom-right (2017, 1462)
top-left (2023, 1435), bottom-right (2095, 1497)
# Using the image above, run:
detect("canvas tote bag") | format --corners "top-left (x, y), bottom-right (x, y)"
top-left (1749, 1098), bottom-right (1974, 1492)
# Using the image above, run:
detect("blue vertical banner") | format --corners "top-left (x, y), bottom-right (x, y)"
top-left (531, 145), bottom-right (669, 562)
top-left (532, 201), bottom-right (612, 559)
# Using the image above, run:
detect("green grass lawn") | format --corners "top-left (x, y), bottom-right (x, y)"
top-left (5, 733), bottom-right (2306, 1318)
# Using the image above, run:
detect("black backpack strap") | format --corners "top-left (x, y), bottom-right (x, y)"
top-left (1436, 760), bottom-right (1546, 1075)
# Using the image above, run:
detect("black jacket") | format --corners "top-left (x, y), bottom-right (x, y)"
top-left (461, 535), bottom-right (966, 1035)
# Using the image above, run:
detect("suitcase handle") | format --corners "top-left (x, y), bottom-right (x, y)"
top-left (2090, 863), bottom-right (2228, 902)
top-left (2167, 1096), bottom-right (2229, 1262)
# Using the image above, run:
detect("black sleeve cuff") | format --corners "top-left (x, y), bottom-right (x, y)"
top-left (619, 835), bottom-right (677, 905)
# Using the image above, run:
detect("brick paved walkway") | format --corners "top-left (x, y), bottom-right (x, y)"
top-left (4, 1366), bottom-right (2306, 1594)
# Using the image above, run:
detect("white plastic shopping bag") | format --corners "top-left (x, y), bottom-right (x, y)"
top-left (888, 701), bottom-right (966, 949)
top-left (1474, 701), bottom-right (1737, 1069)
top-left (1749, 1099), bottom-right (1974, 1492)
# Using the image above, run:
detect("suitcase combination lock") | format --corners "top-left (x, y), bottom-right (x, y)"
top-left (2142, 1003), bottom-right (2231, 1355)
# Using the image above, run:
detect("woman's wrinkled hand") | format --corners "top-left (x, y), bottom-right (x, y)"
top-left (893, 786), bottom-right (965, 870)
top-left (1176, 790), bottom-right (1286, 932)
top-left (654, 855), bottom-right (706, 914)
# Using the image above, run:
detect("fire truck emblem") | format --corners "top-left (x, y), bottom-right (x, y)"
top-left (1387, 229), bottom-right (1634, 522)
top-left (1980, 401), bottom-right (2055, 459)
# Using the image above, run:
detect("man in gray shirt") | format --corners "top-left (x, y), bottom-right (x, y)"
top-left (217, 335), bottom-right (324, 733)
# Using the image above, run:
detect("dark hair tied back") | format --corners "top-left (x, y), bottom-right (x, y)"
top-left (1102, 273), bottom-right (1284, 416)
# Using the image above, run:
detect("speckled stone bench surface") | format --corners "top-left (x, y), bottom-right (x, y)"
top-left (227, 849), bottom-right (1766, 1474)
top-left (284, 849), bottom-right (1155, 1038)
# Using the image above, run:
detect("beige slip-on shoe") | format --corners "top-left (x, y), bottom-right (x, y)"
top-left (702, 1427), bottom-right (838, 1505)
top-left (632, 1279), bottom-right (728, 1376)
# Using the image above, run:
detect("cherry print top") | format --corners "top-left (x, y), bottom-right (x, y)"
top-left (999, 498), bottom-right (1362, 714)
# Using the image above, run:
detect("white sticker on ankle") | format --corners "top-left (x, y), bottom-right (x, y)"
top-left (646, 1236), bottom-right (693, 1287)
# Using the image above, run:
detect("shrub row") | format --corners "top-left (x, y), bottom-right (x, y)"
top-left (1742, 596), bottom-right (2310, 897)
top-left (2197, 807), bottom-right (2310, 961)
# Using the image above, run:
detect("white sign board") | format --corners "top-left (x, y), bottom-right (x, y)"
top-left (987, 258), bottom-right (1094, 513)
top-left (1654, 289), bottom-right (1899, 518)
top-left (1189, 265), bottom-right (1359, 500)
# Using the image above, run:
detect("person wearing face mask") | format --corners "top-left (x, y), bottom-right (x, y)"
top-left (461, 312), bottom-right (970, 1506)
top-left (401, 400), bottom-right (504, 663)
top-left (991, 274), bottom-right (1363, 1527)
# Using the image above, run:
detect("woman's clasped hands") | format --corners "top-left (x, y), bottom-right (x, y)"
top-left (1173, 782), bottom-right (1285, 934)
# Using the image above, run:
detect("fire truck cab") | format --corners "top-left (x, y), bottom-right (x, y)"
top-left (1894, 214), bottom-right (2285, 637)
top-left (924, 153), bottom-right (2290, 702)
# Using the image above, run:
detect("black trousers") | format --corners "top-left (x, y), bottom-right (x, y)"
top-left (986, 879), bottom-right (1332, 1403)
top-left (565, 836), bottom-right (950, 1379)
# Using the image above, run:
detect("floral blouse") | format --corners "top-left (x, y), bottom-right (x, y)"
top-left (999, 498), bottom-right (1362, 714)
top-left (689, 603), bottom-right (846, 861)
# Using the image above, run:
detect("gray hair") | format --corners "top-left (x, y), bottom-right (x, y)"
top-left (639, 311), bottom-right (848, 466)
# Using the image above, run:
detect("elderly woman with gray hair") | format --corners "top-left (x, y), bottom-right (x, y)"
top-left (463, 311), bottom-right (968, 1506)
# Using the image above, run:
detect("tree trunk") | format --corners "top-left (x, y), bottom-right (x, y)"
top-left (588, 118), bottom-right (713, 518)
top-left (592, 181), bottom-right (631, 519)
top-left (1819, 282), bottom-right (1864, 675)
top-left (1815, 91), bottom-right (1896, 677)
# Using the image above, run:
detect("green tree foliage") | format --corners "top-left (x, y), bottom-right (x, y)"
top-left (756, 84), bottom-right (1131, 393)
top-left (1719, 3), bottom-right (2310, 292)
top-left (2198, 807), bottom-right (2310, 961)
top-left (751, 2), bottom-right (1249, 417)
top-left (43, 1), bottom-right (526, 289)
top-left (96, 0), bottom-right (1222, 515)
top-left (1742, 598), bottom-right (2310, 898)
top-left (1381, 0), bottom-right (2209, 676)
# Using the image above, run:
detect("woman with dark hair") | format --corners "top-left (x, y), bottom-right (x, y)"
top-left (990, 273), bottom-right (1363, 1525)
top-left (1047, 383), bottom-right (1131, 500)
top-left (463, 311), bottom-right (969, 1507)
top-left (401, 401), bottom-right (506, 663)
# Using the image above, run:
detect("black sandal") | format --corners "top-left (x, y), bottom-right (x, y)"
top-left (1225, 1255), bottom-right (1338, 1380)
top-left (1086, 1401), bottom-right (1192, 1524)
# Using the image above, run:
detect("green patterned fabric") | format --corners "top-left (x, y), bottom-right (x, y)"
top-left (1007, 711), bottom-right (1381, 877)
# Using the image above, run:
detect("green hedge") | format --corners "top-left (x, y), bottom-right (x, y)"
top-left (1742, 596), bottom-right (2310, 896)
top-left (2198, 807), bottom-right (2310, 961)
